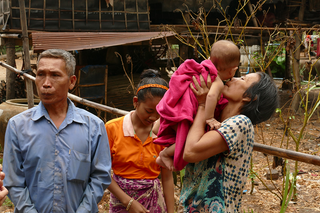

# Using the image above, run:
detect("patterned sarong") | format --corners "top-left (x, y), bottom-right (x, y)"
top-left (109, 174), bottom-right (167, 213)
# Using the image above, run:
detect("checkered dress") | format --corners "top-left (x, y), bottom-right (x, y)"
top-left (180, 115), bottom-right (254, 213)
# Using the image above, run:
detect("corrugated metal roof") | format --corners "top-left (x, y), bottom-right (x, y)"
top-left (32, 31), bottom-right (175, 52)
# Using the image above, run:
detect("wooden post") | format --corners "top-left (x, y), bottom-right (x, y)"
top-left (282, 39), bottom-right (293, 90)
top-left (291, 0), bottom-right (306, 110)
top-left (104, 65), bottom-right (108, 121)
top-left (18, 0), bottom-right (34, 108)
top-left (179, 43), bottom-right (189, 64)
top-left (247, 0), bottom-right (258, 27)
top-left (291, 31), bottom-right (301, 112)
top-left (298, 0), bottom-right (307, 21)
top-left (5, 38), bottom-right (16, 100)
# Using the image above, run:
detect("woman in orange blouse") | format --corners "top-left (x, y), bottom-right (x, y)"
top-left (105, 69), bottom-right (174, 213)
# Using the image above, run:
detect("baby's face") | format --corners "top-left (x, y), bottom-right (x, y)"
top-left (220, 66), bottom-right (238, 81)
top-left (229, 66), bottom-right (238, 78)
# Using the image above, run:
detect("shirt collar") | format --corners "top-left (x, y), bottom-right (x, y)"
top-left (123, 110), bottom-right (157, 139)
top-left (31, 98), bottom-right (85, 124)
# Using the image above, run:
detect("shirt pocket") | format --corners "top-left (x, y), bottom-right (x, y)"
top-left (67, 149), bottom-right (91, 182)
top-left (144, 149), bottom-right (158, 169)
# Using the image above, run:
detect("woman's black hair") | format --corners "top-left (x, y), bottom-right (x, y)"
top-left (136, 69), bottom-right (169, 102)
top-left (240, 72), bottom-right (279, 125)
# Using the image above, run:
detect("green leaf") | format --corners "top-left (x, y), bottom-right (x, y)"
top-left (180, 169), bottom-right (185, 185)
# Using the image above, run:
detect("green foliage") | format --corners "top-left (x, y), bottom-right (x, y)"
top-left (280, 161), bottom-right (295, 213)
top-left (0, 46), bottom-right (5, 55)
top-left (180, 169), bottom-right (185, 186)
top-left (172, 171), bottom-right (178, 186)
top-left (252, 44), bottom-right (286, 77)
top-left (104, 203), bottom-right (109, 209)
top-left (243, 209), bottom-right (255, 213)
top-left (3, 197), bottom-right (14, 208)
top-left (272, 56), bottom-right (286, 76)
top-left (0, 45), bottom-right (24, 55)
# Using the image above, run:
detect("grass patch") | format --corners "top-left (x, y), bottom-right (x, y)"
top-left (3, 197), bottom-right (14, 208)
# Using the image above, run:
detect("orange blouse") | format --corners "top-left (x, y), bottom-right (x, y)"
top-left (105, 111), bottom-right (164, 179)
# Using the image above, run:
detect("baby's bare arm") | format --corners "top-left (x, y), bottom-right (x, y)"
top-left (205, 76), bottom-right (224, 120)
top-left (152, 119), bottom-right (160, 135)
top-left (157, 144), bottom-right (176, 171)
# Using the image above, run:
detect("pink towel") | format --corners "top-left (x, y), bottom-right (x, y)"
top-left (154, 59), bottom-right (228, 171)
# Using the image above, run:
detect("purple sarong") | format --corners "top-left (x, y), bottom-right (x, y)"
top-left (109, 174), bottom-right (167, 213)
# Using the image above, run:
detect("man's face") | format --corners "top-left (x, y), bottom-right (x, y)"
top-left (35, 57), bottom-right (76, 107)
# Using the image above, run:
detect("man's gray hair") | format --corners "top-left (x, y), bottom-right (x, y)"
top-left (37, 49), bottom-right (76, 76)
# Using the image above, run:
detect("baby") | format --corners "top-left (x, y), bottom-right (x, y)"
top-left (153, 40), bottom-right (240, 171)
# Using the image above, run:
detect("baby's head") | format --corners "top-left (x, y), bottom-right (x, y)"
top-left (210, 40), bottom-right (240, 80)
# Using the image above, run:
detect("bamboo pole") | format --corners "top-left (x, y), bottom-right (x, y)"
top-left (18, 0), bottom-right (34, 109)
top-left (253, 143), bottom-right (320, 166)
top-left (0, 61), bottom-right (128, 116)
top-left (0, 34), bottom-right (21, 38)
top-left (1, 61), bottom-right (320, 166)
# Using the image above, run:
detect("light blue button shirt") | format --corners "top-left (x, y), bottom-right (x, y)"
top-left (3, 99), bottom-right (112, 213)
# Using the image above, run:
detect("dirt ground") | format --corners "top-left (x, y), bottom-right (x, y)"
top-left (0, 61), bottom-right (320, 212)
top-left (241, 113), bottom-right (320, 213)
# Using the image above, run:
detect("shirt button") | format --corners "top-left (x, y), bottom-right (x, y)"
top-left (54, 203), bottom-right (57, 206)
top-left (55, 150), bottom-right (59, 155)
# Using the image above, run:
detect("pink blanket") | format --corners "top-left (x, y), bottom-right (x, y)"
top-left (154, 59), bottom-right (228, 171)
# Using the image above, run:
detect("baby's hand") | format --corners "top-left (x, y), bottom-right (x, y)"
top-left (206, 118), bottom-right (221, 130)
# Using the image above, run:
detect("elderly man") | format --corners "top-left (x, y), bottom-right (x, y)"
top-left (3, 49), bottom-right (112, 212)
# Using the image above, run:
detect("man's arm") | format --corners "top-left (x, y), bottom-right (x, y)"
top-left (3, 120), bottom-right (38, 213)
top-left (76, 122), bottom-right (112, 213)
